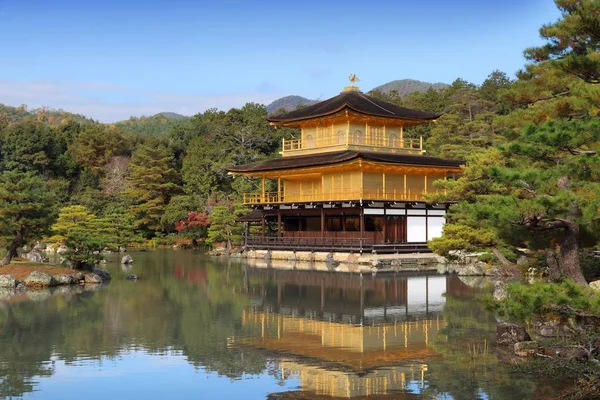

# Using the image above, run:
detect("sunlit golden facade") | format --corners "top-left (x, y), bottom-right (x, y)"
top-left (227, 84), bottom-right (462, 253)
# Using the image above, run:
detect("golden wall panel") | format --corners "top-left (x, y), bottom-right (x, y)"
top-left (386, 174), bottom-right (404, 191)
top-left (406, 175), bottom-right (424, 191)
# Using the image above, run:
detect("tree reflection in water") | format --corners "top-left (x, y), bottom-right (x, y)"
top-left (0, 251), bottom-right (566, 399)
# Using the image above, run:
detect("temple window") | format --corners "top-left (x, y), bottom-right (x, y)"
top-left (371, 127), bottom-right (383, 145)
top-left (337, 130), bottom-right (345, 144)
top-left (353, 130), bottom-right (363, 144)
top-left (306, 135), bottom-right (314, 148)
top-left (388, 134), bottom-right (399, 147)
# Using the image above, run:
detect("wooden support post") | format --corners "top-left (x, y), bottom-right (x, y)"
top-left (360, 207), bottom-right (364, 253)
top-left (277, 178), bottom-right (281, 202)
top-left (261, 216), bottom-right (265, 237)
top-left (277, 209), bottom-right (282, 238)
top-left (321, 206), bottom-right (325, 238)
top-left (346, 120), bottom-right (350, 147)
top-left (400, 125), bottom-right (404, 148)
top-left (261, 176), bottom-right (266, 203)
top-left (382, 207), bottom-right (387, 243)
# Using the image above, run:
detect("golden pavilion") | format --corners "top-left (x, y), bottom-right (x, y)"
top-left (227, 79), bottom-right (462, 253)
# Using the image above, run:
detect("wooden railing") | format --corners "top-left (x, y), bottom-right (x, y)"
top-left (282, 132), bottom-right (423, 155)
top-left (245, 236), bottom-right (430, 253)
top-left (243, 188), bottom-right (433, 204)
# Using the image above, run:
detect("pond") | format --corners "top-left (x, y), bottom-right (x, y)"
top-left (0, 250), bottom-right (564, 399)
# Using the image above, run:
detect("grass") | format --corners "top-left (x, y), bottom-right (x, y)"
top-left (0, 261), bottom-right (75, 281)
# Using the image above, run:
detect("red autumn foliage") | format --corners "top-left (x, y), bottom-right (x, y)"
top-left (175, 211), bottom-right (210, 233)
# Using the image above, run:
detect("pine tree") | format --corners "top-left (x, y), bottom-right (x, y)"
top-left (206, 202), bottom-right (247, 250)
top-left (524, 0), bottom-right (600, 85)
top-left (0, 171), bottom-right (56, 265)
top-left (123, 139), bottom-right (181, 236)
top-left (431, 120), bottom-right (600, 284)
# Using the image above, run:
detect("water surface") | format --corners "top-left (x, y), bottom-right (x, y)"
top-left (0, 250), bottom-right (561, 399)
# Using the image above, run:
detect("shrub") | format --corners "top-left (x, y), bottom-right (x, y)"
top-left (483, 280), bottom-right (600, 322)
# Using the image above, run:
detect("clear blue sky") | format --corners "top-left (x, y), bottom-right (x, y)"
top-left (0, 0), bottom-right (561, 122)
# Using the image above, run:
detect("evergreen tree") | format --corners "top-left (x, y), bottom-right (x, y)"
top-left (524, 0), bottom-right (600, 84)
top-left (0, 171), bottom-right (56, 265)
top-left (70, 124), bottom-right (130, 174)
top-left (206, 202), bottom-right (247, 250)
top-left (431, 120), bottom-right (600, 284)
top-left (124, 138), bottom-right (181, 236)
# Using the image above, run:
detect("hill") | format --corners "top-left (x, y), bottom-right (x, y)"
top-left (371, 79), bottom-right (449, 97)
top-left (154, 112), bottom-right (189, 120)
top-left (266, 95), bottom-right (317, 114)
top-left (113, 112), bottom-right (190, 137)
top-left (0, 103), bottom-right (95, 125)
top-left (266, 79), bottom-right (449, 115)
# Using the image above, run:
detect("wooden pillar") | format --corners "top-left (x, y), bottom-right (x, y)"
top-left (382, 208), bottom-right (387, 244)
top-left (277, 209), bottom-right (282, 238)
top-left (346, 120), bottom-right (350, 146)
top-left (321, 206), bottom-right (325, 238)
top-left (261, 176), bottom-right (266, 203)
top-left (261, 215), bottom-right (265, 237)
top-left (277, 178), bottom-right (281, 202)
top-left (359, 207), bottom-right (364, 253)
top-left (400, 125), bottom-right (404, 148)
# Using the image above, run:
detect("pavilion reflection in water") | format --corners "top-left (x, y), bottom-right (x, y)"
top-left (239, 269), bottom-right (472, 398)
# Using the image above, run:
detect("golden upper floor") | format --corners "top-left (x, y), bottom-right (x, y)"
top-left (267, 87), bottom-right (439, 157)
top-left (227, 151), bottom-right (462, 205)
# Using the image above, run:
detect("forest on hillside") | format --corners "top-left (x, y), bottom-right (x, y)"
top-left (1, 0), bottom-right (599, 282)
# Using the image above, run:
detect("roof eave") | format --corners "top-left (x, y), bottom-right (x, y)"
top-left (267, 104), bottom-right (440, 126)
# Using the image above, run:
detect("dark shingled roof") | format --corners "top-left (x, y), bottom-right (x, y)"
top-left (226, 150), bottom-right (463, 173)
top-left (237, 209), bottom-right (264, 221)
top-left (266, 90), bottom-right (440, 124)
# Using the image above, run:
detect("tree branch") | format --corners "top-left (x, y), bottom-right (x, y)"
top-left (522, 90), bottom-right (571, 105)
top-left (521, 215), bottom-right (569, 231)
top-left (559, 146), bottom-right (597, 156)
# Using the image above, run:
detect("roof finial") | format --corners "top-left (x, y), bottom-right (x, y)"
top-left (343, 74), bottom-right (361, 92)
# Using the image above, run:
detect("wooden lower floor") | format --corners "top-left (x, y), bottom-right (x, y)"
top-left (241, 202), bottom-right (447, 254)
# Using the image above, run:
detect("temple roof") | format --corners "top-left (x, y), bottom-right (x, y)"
top-left (266, 89), bottom-right (440, 124)
top-left (226, 150), bottom-right (463, 173)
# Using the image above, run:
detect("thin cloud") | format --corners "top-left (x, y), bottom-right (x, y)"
top-left (0, 80), bottom-right (284, 122)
